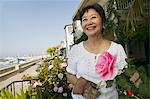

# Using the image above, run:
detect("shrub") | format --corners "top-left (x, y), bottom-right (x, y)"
top-left (35, 57), bottom-right (72, 99)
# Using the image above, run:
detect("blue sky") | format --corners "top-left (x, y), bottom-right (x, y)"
top-left (0, 0), bottom-right (81, 58)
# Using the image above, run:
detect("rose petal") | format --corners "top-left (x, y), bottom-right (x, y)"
top-left (95, 52), bottom-right (117, 80)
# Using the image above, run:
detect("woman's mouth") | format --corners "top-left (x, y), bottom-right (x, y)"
top-left (86, 26), bottom-right (96, 31)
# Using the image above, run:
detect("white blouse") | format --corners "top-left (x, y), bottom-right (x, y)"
top-left (66, 41), bottom-right (127, 99)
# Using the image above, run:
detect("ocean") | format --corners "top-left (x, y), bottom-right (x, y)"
top-left (0, 57), bottom-right (28, 69)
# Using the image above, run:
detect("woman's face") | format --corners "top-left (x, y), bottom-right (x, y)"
top-left (81, 8), bottom-right (102, 37)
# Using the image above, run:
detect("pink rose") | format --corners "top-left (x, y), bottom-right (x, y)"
top-left (95, 52), bottom-right (117, 80)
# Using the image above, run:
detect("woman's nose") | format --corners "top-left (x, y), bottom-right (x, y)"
top-left (88, 20), bottom-right (93, 25)
top-left (86, 19), bottom-right (93, 25)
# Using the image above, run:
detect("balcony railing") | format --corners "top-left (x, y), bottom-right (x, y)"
top-left (116, 0), bottom-right (133, 10)
top-left (0, 79), bottom-right (39, 98)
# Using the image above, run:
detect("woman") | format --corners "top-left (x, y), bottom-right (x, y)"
top-left (66, 3), bottom-right (127, 99)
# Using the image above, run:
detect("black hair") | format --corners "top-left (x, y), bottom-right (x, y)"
top-left (79, 3), bottom-right (106, 25)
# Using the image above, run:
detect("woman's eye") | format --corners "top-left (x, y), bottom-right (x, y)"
top-left (91, 16), bottom-right (96, 19)
top-left (82, 19), bottom-right (87, 22)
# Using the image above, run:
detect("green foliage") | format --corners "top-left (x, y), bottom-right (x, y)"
top-left (47, 47), bottom-right (58, 58)
top-left (116, 74), bottom-right (128, 89)
top-left (21, 74), bottom-right (34, 80)
top-left (36, 57), bottom-right (64, 80)
top-left (106, 58), bottom-right (150, 99)
top-left (119, 94), bottom-right (135, 99)
top-left (0, 88), bottom-right (31, 99)
top-left (35, 87), bottom-right (42, 99)
top-left (0, 88), bottom-right (14, 99)
top-left (105, 0), bottom-right (149, 45)
top-left (59, 48), bottom-right (66, 57)
top-left (106, 80), bottom-right (113, 88)
top-left (35, 49), bottom-right (72, 99)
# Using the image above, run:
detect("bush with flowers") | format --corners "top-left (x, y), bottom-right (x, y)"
top-left (35, 48), bottom-right (73, 99)
top-left (95, 51), bottom-right (150, 99)
top-left (113, 59), bottom-right (150, 99)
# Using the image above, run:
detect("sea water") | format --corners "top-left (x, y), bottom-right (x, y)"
top-left (0, 57), bottom-right (17, 69)
top-left (0, 57), bottom-right (27, 69)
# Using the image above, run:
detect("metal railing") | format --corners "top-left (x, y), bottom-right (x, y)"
top-left (6, 80), bottom-right (31, 96)
top-left (1, 79), bottom-right (39, 98)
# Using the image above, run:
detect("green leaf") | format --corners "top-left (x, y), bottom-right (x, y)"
top-left (4, 89), bottom-right (13, 99)
top-left (106, 80), bottom-right (114, 88)
top-left (140, 74), bottom-right (148, 83)
top-left (0, 97), bottom-right (3, 99)
top-left (137, 66), bottom-right (146, 74)
top-left (1, 89), bottom-right (8, 98)
top-left (119, 94), bottom-right (135, 99)
top-left (35, 87), bottom-right (42, 99)
top-left (124, 67), bottom-right (136, 77)
top-left (0, 88), bottom-right (15, 99)
top-left (15, 93), bottom-right (21, 99)
top-left (20, 89), bottom-right (26, 99)
top-left (26, 87), bottom-right (31, 96)
top-left (116, 74), bottom-right (128, 88)
top-left (138, 83), bottom-right (150, 97)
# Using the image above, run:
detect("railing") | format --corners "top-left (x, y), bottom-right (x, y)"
top-left (1, 79), bottom-right (38, 98)
top-left (0, 58), bottom-right (42, 82)
top-left (116, 0), bottom-right (133, 10)
top-left (6, 80), bottom-right (31, 96)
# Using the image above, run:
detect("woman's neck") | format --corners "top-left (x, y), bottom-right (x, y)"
top-left (87, 34), bottom-right (104, 46)
top-left (83, 33), bottom-right (111, 54)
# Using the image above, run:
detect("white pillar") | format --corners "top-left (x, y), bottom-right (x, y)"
top-left (15, 65), bottom-right (19, 70)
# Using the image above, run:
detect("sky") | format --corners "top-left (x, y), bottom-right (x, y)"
top-left (0, 0), bottom-right (81, 58)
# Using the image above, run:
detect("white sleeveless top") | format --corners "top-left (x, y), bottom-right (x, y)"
top-left (66, 41), bottom-right (127, 99)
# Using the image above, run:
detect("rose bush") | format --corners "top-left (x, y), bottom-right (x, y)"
top-left (35, 56), bottom-right (72, 99)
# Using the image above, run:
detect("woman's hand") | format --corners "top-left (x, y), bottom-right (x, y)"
top-left (65, 72), bottom-right (78, 85)
top-left (73, 77), bottom-right (88, 94)
top-left (66, 72), bottom-right (100, 98)
top-left (83, 82), bottom-right (100, 99)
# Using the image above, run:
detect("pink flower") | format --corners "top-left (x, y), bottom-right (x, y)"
top-left (68, 83), bottom-right (74, 89)
top-left (58, 87), bottom-right (63, 93)
top-left (95, 52), bottom-right (117, 80)
top-left (60, 63), bottom-right (67, 68)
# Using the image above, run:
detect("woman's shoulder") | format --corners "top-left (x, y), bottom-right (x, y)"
top-left (70, 42), bottom-right (83, 52)
top-left (68, 42), bottom-right (84, 58)
top-left (111, 41), bottom-right (123, 48)
top-left (109, 41), bottom-right (125, 54)
top-left (70, 42), bottom-right (83, 54)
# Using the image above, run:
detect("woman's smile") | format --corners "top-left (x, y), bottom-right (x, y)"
top-left (86, 26), bottom-right (96, 31)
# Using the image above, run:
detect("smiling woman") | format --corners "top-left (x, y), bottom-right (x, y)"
top-left (66, 3), bottom-right (127, 99)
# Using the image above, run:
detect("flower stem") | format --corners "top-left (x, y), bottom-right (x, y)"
top-left (133, 95), bottom-right (139, 99)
